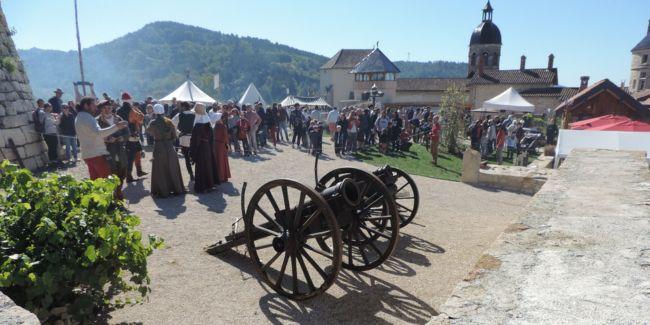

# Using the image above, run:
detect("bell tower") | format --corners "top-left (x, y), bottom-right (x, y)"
top-left (468, 1), bottom-right (502, 76)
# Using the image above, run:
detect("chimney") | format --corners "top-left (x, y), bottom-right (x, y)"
top-left (579, 76), bottom-right (590, 91)
top-left (547, 54), bottom-right (555, 70)
top-left (478, 55), bottom-right (485, 76)
top-left (620, 80), bottom-right (626, 88)
top-left (520, 55), bottom-right (526, 71)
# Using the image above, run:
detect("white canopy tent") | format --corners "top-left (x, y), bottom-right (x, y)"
top-left (280, 95), bottom-right (331, 108)
top-left (481, 87), bottom-right (535, 113)
top-left (238, 83), bottom-right (267, 107)
top-left (159, 80), bottom-right (216, 104)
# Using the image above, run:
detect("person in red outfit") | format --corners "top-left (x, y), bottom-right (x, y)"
top-left (213, 114), bottom-right (232, 183)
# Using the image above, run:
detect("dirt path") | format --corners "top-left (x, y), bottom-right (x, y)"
top-left (63, 141), bottom-right (530, 324)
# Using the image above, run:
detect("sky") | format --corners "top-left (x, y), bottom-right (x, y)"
top-left (4, 0), bottom-right (650, 87)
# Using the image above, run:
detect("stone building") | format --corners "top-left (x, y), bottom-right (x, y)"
top-left (319, 1), bottom-right (575, 115)
top-left (630, 20), bottom-right (650, 94)
top-left (0, 4), bottom-right (47, 170)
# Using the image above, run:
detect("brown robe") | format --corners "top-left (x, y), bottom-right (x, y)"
top-left (189, 122), bottom-right (219, 193)
top-left (146, 116), bottom-right (185, 197)
top-left (213, 121), bottom-right (231, 183)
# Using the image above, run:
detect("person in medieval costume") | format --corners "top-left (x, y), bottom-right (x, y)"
top-left (117, 92), bottom-right (147, 182)
top-left (189, 103), bottom-right (219, 193)
top-left (97, 100), bottom-right (129, 199)
top-left (213, 113), bottom-right (231, 183)
top-left (171, 101), bottom-right (196, 181)
top-left (146, 104), bottom-right (185, 198)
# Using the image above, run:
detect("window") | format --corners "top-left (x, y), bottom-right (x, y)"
top-left (641, 72), bottom-right (647, 78)
top-left (640, 80), bottom-right (646, 90)
top-left (471, 53), bottom-right (477, 66)
top-left (371, 73), bottom-right (385, 81)
top-left (386, 73), bottom-right (395, 81)
top-left (363, 74), bottom-right (370, 81)
top-left (348, 91), bottom-right (355, 100)
top-left (642, 55), bottom-right (648, 64)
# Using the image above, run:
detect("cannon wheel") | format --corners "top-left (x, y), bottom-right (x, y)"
top-left (391, 168), bottom-right (420, 228)
top-left (244, 179), bottom-right (342, 300)
top-left (317, 168), bottom-right (399, 271)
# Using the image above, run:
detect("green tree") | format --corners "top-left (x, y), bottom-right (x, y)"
top-left (438, 85), bottom-right (468, 154)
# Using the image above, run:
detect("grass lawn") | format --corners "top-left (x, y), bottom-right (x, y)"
top-left (352, 143), bottom-right (539, 182)
top-left (353, 144), bottom-right (463, 182)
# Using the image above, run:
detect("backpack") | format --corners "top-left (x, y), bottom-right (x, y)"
top-left (32, 108), bottom-right (45, 133)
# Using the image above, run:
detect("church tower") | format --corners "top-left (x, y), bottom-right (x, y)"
top-left (630, 20), bottom-right (650, 93)
top-left (468, 1), bottom-right (502, 77)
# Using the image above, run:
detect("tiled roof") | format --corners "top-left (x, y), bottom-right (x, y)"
top-left (468, 68), bottom-right (558, 85)
top-left (519, 86), bottom-right (579, 102)
top-left (320, 49), bottom-right (371, 70)
top-left (350, 48), bottom-right (401, 74)
top-left (396, 78), bottom-right (467, 91)
top-left (631, 21), bottom-right (650, 51)
top-left (555, 79), bottom-right (649, 118)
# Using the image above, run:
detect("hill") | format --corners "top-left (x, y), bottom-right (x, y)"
top-left (18, 21), bottom-right (467, 102)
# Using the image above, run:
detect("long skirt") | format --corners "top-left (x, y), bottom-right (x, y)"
top-left (151, 139), bottom-right (185, 197)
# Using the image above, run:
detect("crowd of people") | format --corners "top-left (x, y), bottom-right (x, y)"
top-left (31, 89), bottom-right (450, 201)
top-left (33, 87), bottom-right (559, 200)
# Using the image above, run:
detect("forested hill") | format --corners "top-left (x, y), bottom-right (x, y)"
top-left (18, 21), bottom-right (467, 102)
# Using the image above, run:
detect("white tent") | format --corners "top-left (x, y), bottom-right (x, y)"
top-left (280, 95), bottom-right (331, 108)
top-left (481, 87), bottom-right (535, 113)
top-left (238, 83), bottom-right (267, 107)
top-left (159, 80), bottom-right (216, 104)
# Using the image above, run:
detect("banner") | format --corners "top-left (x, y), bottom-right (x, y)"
top-left (213, 74), bottom-right (220, 90)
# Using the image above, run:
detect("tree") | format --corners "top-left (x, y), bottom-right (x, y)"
top-left (438, 85), bottom-right (468, 155)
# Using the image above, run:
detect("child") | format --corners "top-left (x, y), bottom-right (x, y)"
top-left (399, 127), bottom-right (413, 152)
top-left (308, 120), bottom-right (323, 155)
top-left (334, 125), bottom-right (345, 156)
top-left (237, 116), bottom-right (251, 156)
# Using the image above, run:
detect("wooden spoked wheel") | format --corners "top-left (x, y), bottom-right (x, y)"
top-left (390, 168), bottom-right (420, 228)
top-left (244, 179), bottom-right (342, 300)
top-left (317, 168), bottom-right (399, 271)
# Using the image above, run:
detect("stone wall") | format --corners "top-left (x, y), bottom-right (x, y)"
top-left (0, 292), bottom-right (39, 324)
top-left (0, 3), bottom-right (47, 170)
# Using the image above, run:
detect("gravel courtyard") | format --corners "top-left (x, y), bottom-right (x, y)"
top-left (63, 141), bottom-right (530, 324)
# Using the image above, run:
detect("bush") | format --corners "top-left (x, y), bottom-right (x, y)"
top-left (0, 161), bottom-right (162, 322)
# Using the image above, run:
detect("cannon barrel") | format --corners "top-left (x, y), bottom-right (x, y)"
top-left (320, 178), bottom-right (361, 207)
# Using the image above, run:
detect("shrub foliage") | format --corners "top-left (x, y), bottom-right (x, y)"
top-left (0, 161), bottom-right (162, 321)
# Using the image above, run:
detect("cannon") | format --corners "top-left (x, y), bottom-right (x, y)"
top-left (206, 157), bottom-right (419, 300)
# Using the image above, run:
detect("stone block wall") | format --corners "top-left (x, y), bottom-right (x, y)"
top-left (0, 3), bottom-right (47, 170)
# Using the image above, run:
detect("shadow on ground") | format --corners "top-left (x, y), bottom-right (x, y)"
top-left (210, 232), bottom-right (442, 324)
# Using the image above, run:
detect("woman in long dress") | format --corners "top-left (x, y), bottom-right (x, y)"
top-left (146, 104), bottom-right (185, 197)
top-left (213, 113), bottom-right (231, 183)
top-left (189, 103), bottom-right (219, 193)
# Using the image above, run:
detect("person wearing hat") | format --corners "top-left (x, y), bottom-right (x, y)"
top-left (48, 88), bottom-right (64, 114)
top-left (117, 92), bottom-right (147, 182)
top-left (189, 103), bottom-right (219, 193)
top-left (97, 100), bottom-right (129, 199)
top-left (213, 113), bottom-right (231, 183)
top-left (74, 97), bottom-right (128, 181)
top-left (146, 104), bottom-right (185, 198)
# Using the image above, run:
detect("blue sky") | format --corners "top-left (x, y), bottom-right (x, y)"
top-left (4, 0), bottom-right (650, 87)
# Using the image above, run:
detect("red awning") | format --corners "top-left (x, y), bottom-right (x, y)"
top-left (569, 115), bottom-right (631, 130)
top-left (589, 120), bottom-right (650, 132)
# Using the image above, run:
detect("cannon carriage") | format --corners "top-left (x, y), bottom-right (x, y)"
top-left (206, 158), bottom-right (420, 300)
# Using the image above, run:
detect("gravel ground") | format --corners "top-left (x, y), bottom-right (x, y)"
top-left (61, 140), bottom-right (530, 324)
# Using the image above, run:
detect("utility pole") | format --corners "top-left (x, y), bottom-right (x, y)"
top-left (74, 0), bottom-right (86, 95)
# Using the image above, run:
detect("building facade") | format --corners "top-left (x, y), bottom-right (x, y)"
top-left (319, 1), bottom-right (575, 115)
top-left (630, 20), bottom-right (650, 94)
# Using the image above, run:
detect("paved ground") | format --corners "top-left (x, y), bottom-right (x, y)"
top-left (433, 149), bottom-right (650, 324)
top-left (61, 140), bottom-right (530, 324)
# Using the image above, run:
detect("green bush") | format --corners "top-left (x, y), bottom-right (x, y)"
top-left (0, 160), bottom-right (162, 322)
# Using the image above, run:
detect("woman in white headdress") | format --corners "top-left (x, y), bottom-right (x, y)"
top-left (146, 104), bottom-right (185, 197)
top-left (189, 103), bottom-right (219, 193)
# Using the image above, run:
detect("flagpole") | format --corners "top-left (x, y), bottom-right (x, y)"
top-left (74, 0), bottom-right (86, 95)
